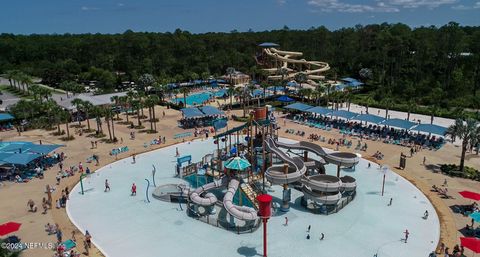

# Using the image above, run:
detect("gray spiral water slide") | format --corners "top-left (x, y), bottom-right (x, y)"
top-left (264, 137), bottom-right (307, 184)
top-left (275, 140), bottom-right (360, 167)
top-left (223, 178), bottom-right (258, 221)
top-left (182, 176), bottom-right (258, 221)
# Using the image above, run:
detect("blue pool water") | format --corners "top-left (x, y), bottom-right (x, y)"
top-left (171, 92), bottom-right (212, 106)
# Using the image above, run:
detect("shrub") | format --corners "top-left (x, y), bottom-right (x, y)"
top-left (440, 164), bottom-right (479, 181)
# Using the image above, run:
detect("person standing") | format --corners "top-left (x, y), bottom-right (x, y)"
top-left (85, 230), bottom-right (92, 248)
top-left (403, 229), bottom-right (409, 243)
top-left (307, 225), bottom-right (311, 233)
top-left (388, 198), bottom-right (393, 206)
top-left (105, 179), bottom-right (110, 192)
top-left (131, 183), bottom-right (137, 196)
top-left (284, 217), bottom-right (288, 226)
top-left (320, 233), bottom-right (324, 240)
top-left (56, 228), bottom-right (63, 243)
top-left (132, 154), bottom-right (136, 164)
top-left (423, 156), bottom-right (426, 165)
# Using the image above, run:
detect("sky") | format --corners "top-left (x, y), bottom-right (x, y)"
top-left (0, 0), bottom-right (479, 34)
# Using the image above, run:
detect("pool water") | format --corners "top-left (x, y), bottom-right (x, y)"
top-left (171, 92), bottom-right (213, 106)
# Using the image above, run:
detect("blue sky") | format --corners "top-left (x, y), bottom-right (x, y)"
top-left (1, 0), bottom-right (479, 34)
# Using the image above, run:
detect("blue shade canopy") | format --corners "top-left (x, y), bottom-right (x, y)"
top-left (199, 106), bottom-right (225, 116)
top-left (180, 108), bottom-right (205, 118)
top-left (258, 42), bottom-right (279, 48)
top-left (0, 113), bottom-right (14, 122)
top-left (26, 144), bottom-right (63, 155)
top-left (2, 153), bottom-right (40, 165)
top-left (330, 110), bottom-right (358, 120)
top-left (307, 106), bottom-right (331, 116)
top-left (214, 89), bottom-right (228, 97)
top-left (276, 95), bottom-right (294, 103)
top-left (284, 102), bottom-right (313, 111)
top-left (224, 156), bottom-right (251, 171)
top-left (411, 123), bottom-right (447, 135)
top-left (251, 89), bottom-right (264, 97)
top-left (352, 114), bottom-right (385, 124)
top-left (213, 119), bottom-right (227, 131)
top-left (381, 118), bottom-right (416, 130)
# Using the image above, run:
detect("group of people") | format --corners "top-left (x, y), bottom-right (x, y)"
top-left (435, 242), bottom-right (465, 257)
top-left (372, 151), bottom-right (384, 160)
top-left (289, 113), bottom-right (445, 150)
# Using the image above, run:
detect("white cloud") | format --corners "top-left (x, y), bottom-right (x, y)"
top-left (117, 3), bottom-right (125, 7)
top-left (308, 0), bottom-right (399, 12)
top-left (81, 6), bottom-right (99, 11)
top-left (277, 0), bottom-right (287, 6)
top-left (382, 0), bottom-right (458, 8)
top-left (451, 1), bottom-right (480, 10)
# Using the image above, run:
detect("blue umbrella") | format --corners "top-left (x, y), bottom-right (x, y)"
top-left (470, 212), bottom-right (480, 223)
top-left (224, 156), bottom-right (251, 171)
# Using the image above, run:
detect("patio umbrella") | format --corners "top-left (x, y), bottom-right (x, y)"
top-left (461, 237), bottom-right (480, 254)
top-left (224, 156), bottom-right (251, 171)
top-left (459, 191), bottom-right (480, 201)
top-left (0, 222), bottom-right (21, 236)
top-left (470, 212), bottom-right (480, 223)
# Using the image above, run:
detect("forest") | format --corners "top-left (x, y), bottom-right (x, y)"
top-left (0, 22), bottom-right (479, 113)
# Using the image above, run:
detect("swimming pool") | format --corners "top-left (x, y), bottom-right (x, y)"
top-left (67, 138), bottom-right (439, 257)
top-left (171, 92), bottom-right (213, 106)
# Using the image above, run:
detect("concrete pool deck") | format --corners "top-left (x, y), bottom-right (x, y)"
top-left (67, 138), bottom-right (439, 257)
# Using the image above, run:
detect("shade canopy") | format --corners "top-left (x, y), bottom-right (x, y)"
top-left (411, 123), bottom-right (447, 136)
top-left (224, 157), bottom-right (251, 171)
top-left (352, 114), bottom-right (385, 124)
top-left (0, 141), bottom-right (62, 166)
top-left (0, 222), bottom-right (21, 236)
top-left (307, 106), bottom-right (331, 116)
top-left (181, 107), bottom-right (205, 118)
top-left (276, 95), bottom-right (294, 103)
top-left (381, 118), bottom-right (416, 130)
top-left (199, 106), bottom-right (225, 116)
top-left (459, 191), bottom-right (480, 201)
top-left (460, 237), bottom-right (480, 253)
top-left (330, 110), bottom-right (358, 120)
top-left (258, 42), bottom-right (279, 48)
top-left (284, 102), bottom-right (313, 111)
top-left (214, 89), bottom-right (228, 97)
top-left (0, 113), bottom-right (14, 122)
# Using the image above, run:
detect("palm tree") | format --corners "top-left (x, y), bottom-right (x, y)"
top-left (110, 95), bottom-right (121, 120)
top-left (406, 100), bottom-right (416, 121)
top-left (29, 84), bottom-right (41, 101)
top-left (429, 105), bottom-right (440, 124)
top-left (294, 72), bottom-right (307, 89)
top-left (179, 87), bottom-right (190, 108)
top-left (92, 106), bottom-right (104, 134)
top-left (260, 82), bottom-right (269, 103)
top-left (4, 70), bottom-right (17, 88)
top-left (82, 101), bottom-right (94, 131)
top-left (445, 119), bottom-right (479, 173)
top-left (149, 95), bottom-right (159, 131)
top-left (104, 107), bottom-right (113, 141)
top-left (71, 98), bottom-right (84, 127)
top-left (227, 86), bottom-right (235, 107)
top-left (364, 95), bottom-right (374, 114)
top-left (226, 67), bottom-right (236, 85)
top-left (119, 95), bottom-right (130, 124)
top-left (144, 96), bottom-right (156, 132)
top-left (381, 97), bottom-right (394, 119)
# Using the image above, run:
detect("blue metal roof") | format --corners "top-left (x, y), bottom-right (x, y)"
top-left (0, 141), bottom-right (62, 165)
top-left (258, 42), bottom-right (280, 48)
top-left (276, 95), bottom-right (294, 103)
top-left (330, 110), bottom-right (358, 120)
top-left (381, 118), bottom-right (416, 130)
top-left (284, 102), bottom-right (313, 111)
top-left (0, 113), bottom-right (14, 122)
top-left (180, 107), bottom-right (205, 118)
top-left (199, 106), bottom-right (225, 116)
top-left (352, 114), bottom-right (385, 124)
top-left (411, 123), bottom-right (447, 136)
top-left (307, 106), bottom-right (331, 116)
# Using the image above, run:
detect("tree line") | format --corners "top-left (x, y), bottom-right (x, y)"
top-left (0, 22), bottom-right (479, 111)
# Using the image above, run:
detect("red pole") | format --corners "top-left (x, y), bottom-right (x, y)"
top-left (381, 174), bottom-right (385, 196)
top-left (263, 218), bottom-right (267, 257)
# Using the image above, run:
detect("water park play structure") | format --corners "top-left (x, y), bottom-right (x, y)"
top-left (154, 106), bottom-right (360, 232)
top-left (256, 42), bottom-right (330, 87)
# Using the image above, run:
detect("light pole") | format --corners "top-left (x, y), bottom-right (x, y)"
top-left (257, 194), bottom-right (272, 257)
top-left (80, 173), bottom-right (87, 195)
top-left (381, 166), bottom-right (388, 196)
